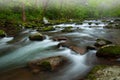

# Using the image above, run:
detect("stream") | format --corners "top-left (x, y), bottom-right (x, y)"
top-left (0, 20), bottom-right (120, 80)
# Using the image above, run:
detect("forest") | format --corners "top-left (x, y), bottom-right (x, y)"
top-left (0, 0), bottom-right (120, 80)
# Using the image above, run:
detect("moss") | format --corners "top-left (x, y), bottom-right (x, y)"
top-left (85, 65), bottom-right (108, 80)
top-left (97, 45), bottom-right (120, 57)
top-left (0, 30), bottom-right (5, 35)
top-left (42, 26), bottom-right (55, 31)
top-left (40, 61), bottom-right (52, 71)
top-left (62, 26), bottom-right (73, 32)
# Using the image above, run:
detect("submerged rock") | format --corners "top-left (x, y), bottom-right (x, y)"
top-left (29, 32), bottom-right (45, 41)
top-left (0, 30), bottom-right (6, 38)
top-left (53, 36), bottom-right (69, 42)
top-left (94, 39), bottom-right (112, 48)
top-left (28, 56), bottom-right (68, 73)
top-left (96, 45), bottom-right (120, 59)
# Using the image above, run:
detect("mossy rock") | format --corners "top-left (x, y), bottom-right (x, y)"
top-left (42, 26), bottom-right (55, 31)
top-left (96, 45), bottom-right (120, 59)
top-left (40, 61), bottom-right (52, 71)
top-left (29, 32), bottom-right (45, 41)
top-left (61, 26), bottom-right (73, 32)
top-left (85, 65), bottom-right (108, 80)
top-left (0, 30), bottom-right (6, 38)
top-left (94, 39), bottom-right (112, 48)
top-left (28, 56), bottom-right (68, 73)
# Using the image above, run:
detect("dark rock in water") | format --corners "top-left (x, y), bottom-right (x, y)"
top-left (53, 36), bottom-right (69, 42)
top-left (0, 30), bottom-right (6, 38)
top-left (88, 22), bottom-right (92, 25)
top-left (94, 39), bottom-right (112, 48)
top-left (86, 45), bottom-right (97, 50)
top-left (28, 56), bottom-right (68, 73)
top-left (114, 18), bottom-right (120, 22)
top-left (29, 32), bottom-right (45, 41)
top-left (57, 42), bottom-right (72, 48)
top-left (96, 45), bottom-right (120, 59)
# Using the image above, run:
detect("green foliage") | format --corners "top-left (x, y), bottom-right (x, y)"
top-left (0, 0), bottom-right (120, 22)
top-left (0, 29), bottom-right (6, 37)
top-left (0, 30), bottom-right (5, 35)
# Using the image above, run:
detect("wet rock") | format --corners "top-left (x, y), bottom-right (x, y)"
top-left (114, 18), bottom-right (120, 22)
top-left (53, 36), bottom-right (69, 42)
top-left (57, 42), bottom-right (72, 48)
top-left (57, 42), bottom-right (86, 54)
top-left (29, 32), bottom-right (45, 41)
top-left (88, 22), bottom-right (92, 25)
top-left (85, 65), bottom-right (120, 80)
top-left (42, 26), bottom-right (55, 31)
top-left (86, 45), bottom-right (97, 50)
top-left (28, 56), bottom-right (68, 73)
top-left (96, 45), bottom-right (120, 59)
top-left (0, 30), bottom-right (6, 38)
top-left (94, 39), bottom-right (112, 48)
top-left (61, 26), bottom-right (73, 32)
top-left (69, 46), bottom-right (86, 54)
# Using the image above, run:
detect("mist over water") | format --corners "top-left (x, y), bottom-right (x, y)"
top-left (0, 0), bottom-right (120, 9)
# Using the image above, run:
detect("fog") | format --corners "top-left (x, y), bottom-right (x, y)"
top-left (0, 0), bottom-right (120, 9)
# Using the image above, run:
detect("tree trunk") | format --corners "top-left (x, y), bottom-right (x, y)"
top-left (42, 0), bottom-right (50, 17)
top-left (22, 2), bottom-right (26, 22)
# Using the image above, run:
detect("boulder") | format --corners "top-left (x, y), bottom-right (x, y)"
top-left (57, 42), bottom-right (86, 54)
top-left (28, 56), bottom-right (68, 73)
top-left (57, 42), bottom-right (72, 48)
top-left (96, 45), bottom-right (120, 59)
top-left (42, 26), bottom-right (55, 31)
top-left (29, 32), bottom-right (45, 41)
top-left (94, 39), bottom-right (112, 48)
top-left (69, 46), bottom-right (86, 55)
top-left (86, 45), bottom-right (97, 50)
top-left (61, 26), bottom-right (73, 32)
top-left (53, 36), bottom-right (69, 42)
top-left (0, 30), bottom-right (6, 38)
top-left (114, 18), bottom-right (120, 22)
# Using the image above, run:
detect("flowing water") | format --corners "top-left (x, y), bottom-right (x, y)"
top-left (0, 20), bottom-right (120, 80)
